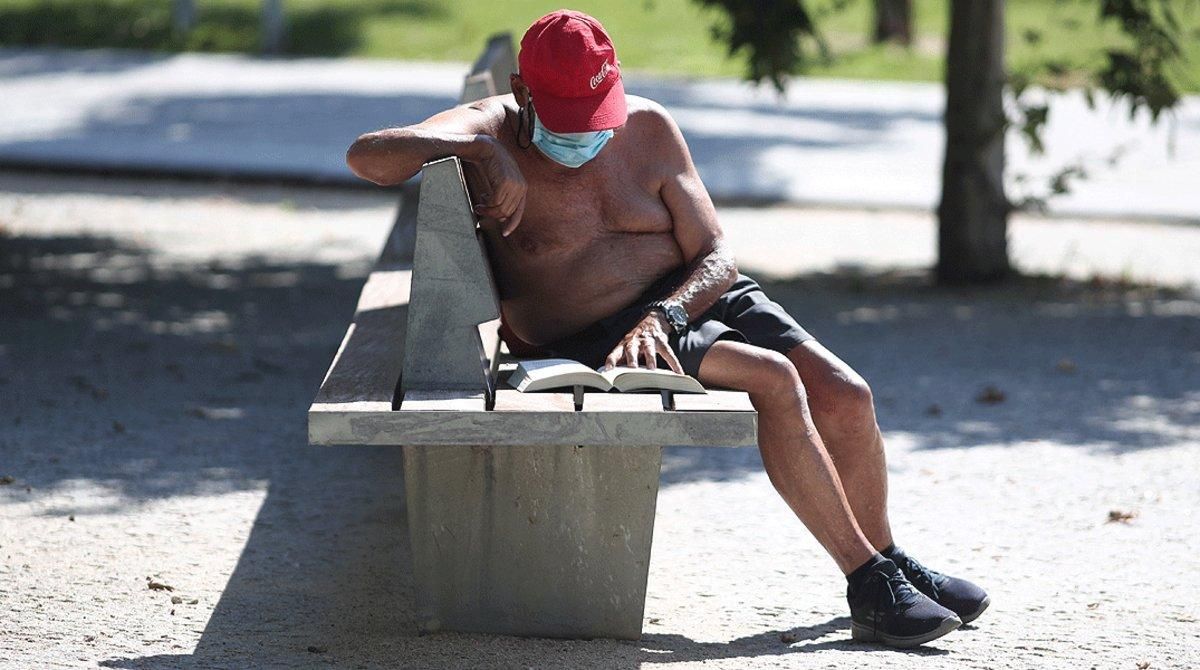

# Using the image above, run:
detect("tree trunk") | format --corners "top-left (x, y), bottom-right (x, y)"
top-left (171, 0), bottom-right (195, 34)
top-left (873, 0), bottom-right (913, 45)
top-left (261, 0), bottom-right (285, 55)
top-left (936, 0), bottom-right (1010, 284)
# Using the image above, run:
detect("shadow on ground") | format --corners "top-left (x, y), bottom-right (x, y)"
top-left (1, 229), bottom-right (1195, 667)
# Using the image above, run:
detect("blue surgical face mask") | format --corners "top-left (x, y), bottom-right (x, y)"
top-left (530, 112), bottom-right (613, 168)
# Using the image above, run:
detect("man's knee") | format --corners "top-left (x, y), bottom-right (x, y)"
top-left (742, 348), bottom-right (806, 403)
top-left (698, 341), bottom-right (808, 407)
top-left (811, 371), bottom-right (876, 430)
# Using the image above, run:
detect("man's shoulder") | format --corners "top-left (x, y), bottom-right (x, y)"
top-left (622, 95), bottom-right (686, 155)
top-left (624, 95), bottom-right (673, 127)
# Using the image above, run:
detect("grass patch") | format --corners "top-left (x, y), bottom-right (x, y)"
top-left (1, 0), bottom-right (1197, 91)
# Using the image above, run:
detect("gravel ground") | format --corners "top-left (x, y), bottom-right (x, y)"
top-left (1, 173), bottom-right (1198, 669)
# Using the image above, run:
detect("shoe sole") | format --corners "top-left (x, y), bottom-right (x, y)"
top-left (959, 595), bottom-right (991, 625)
top-left (851, 615), bottom-right (961, 649)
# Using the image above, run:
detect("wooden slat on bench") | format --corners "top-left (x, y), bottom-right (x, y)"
top-left (582, 393), bottom-right (663, 412)
top-left (673, 390), bottom-right (755, 412)
top-left (314, 387), bottom-right (756, 447)
top-left (312, 269), bottom-right (411, 415)
top-left (493, 389), bottom-right (575, 412)
top-left (402, 390), bottom-right (486, 412)
top-left (355, 268), bottom-right (411, 312)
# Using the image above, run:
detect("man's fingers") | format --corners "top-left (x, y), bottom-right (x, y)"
top-left (626, 339), bottom-right (641, 369)
top-left (474, 203), bottom-right (506, 220)
top-left (658, 340), bottom-right (685, 375)
top-left (502, 194), bottom-right (526, 237)
top-left (604, 348), bottom-right (621, 371)
top-left (641, 335), bottom-right (658, 369)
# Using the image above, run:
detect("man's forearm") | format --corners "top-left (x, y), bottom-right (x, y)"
top-left (662, 242), bottom-right (737, 323)
top-left (346, 128), bottom-right (495, 186)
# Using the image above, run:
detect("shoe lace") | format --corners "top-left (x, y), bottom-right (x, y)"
top-left (869, 568), bottom-right (923, 635)
top-left (899, 554), bottom-right (947, 599)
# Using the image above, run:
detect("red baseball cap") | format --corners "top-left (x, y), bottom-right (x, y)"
top-left (518, 10), bottom-right (626, 133)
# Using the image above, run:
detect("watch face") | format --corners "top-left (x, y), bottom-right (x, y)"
top-left (666, 303), bottom-right (688, 328)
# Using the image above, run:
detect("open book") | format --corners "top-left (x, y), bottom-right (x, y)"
top-left (508, 358), bottom-right (706, 394)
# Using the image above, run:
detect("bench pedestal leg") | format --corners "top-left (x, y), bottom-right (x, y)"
top-left (402, 444), bottom-right (662, 640)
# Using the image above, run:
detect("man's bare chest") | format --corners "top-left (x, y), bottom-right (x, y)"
top-left (523, 181), bottom-right (666, 243)
top-left (515, 156), bottom-right (669, 245)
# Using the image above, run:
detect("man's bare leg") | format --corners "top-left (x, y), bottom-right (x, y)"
top-left (786, 341), bottom-right (894, 551)
top-left (696, 340), bottom-right (876, 575)
top-left (783, 342), bottom-right (991, 628)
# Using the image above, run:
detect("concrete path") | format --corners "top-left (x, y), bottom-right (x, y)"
top-left (1, 48), bottom-right (1198, 222)
top-left (1, 173), bottom-right (1198, 669)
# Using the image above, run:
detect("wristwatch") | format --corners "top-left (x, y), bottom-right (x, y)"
top-left (648, 299), bottom-right (689, 335)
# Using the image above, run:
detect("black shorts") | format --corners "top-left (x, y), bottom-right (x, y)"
top-left (542, 270), bottom-right (815, 378)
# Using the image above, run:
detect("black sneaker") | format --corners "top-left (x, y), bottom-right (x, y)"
top-left (847, 558), bottom-right (961, 648)
top-left (888, 546), bottom-right (991, 624)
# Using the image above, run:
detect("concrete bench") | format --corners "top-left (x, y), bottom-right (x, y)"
top-left (308, 37), bottom-right (758, 641)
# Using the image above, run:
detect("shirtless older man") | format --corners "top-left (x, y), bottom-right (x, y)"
top-left (347, 9), bottom-right (987, 649)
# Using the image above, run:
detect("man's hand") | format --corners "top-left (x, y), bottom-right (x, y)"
top-left (471, 136), bottom-right (526, 236)
top-left (604, 312), bottom-right (685, 373)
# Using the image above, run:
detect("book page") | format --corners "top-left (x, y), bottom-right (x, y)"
top-left (598, 367), bottom-right (706, 394)
top-left (510, 359), bottom-right (611, 392)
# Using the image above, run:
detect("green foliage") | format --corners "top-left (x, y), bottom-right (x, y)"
top-left (693, 0), bottom-right (1195, 210)
top-left (1096, 0), bottom-right (1187, 120)
top-left (696, 0), bottom-right (1197, 98)
top-left (1005, 0), bottom-right (1195, 209)
top-left (0, 0), bottom-right (178, 50)
top-left (0, 0), bottom-right (443, 55)
top-left (692, 0), bottom-right (824, 92)
top-left (2, 0), bottom-right (1199, 93)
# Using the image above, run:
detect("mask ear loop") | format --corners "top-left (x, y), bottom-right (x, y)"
top-left (517, 98), bottom-right (534, 149)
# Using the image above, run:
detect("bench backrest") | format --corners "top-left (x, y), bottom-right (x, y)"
top-left (461, 33), bottom-right (516, 101)
top-left (400, 157), bottom-right (500, 400)
top-left (399, 34), bottom-right (515, 402)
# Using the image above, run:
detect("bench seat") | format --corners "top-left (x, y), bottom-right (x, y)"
top-left (313, 388), bottom-right (757, 448)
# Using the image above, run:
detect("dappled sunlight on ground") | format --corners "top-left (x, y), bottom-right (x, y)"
top-left (1, 175), bottom-right (1196, 668)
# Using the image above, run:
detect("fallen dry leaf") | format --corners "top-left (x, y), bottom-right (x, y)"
top-left (925, 404), bottom-right (942, 416)
top-left (1107, 509), bottom-right (1138, 524)
top-left (1087, 602), bottom-right (1100, 610)
top-left (976, 386), bottom-right (1006, 404)
top-left (170, 596), bottom-right (183, 605)
top-left (780, 632), bottom-right (798, 644)
top-left (147, 578), bottom-right (175, 592)
top-left (1137, 662), bottom-right (1151, 670)
top-left (252, 356), bottom-right (285, 374)
top-left (1056, 358), bottom-right (1077, 373)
